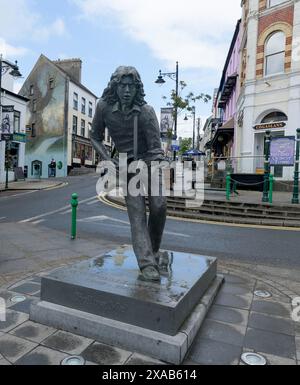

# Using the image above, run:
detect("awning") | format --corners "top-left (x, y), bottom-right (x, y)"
top-left (211, 127), bottom-right (234, 148)
top-left (221, 117), bottom-right (234, 129)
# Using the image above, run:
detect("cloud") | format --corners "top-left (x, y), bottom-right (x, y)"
top-left (71, 0), bottom-right (241, 70)
top-left (0, 38), bottom-right (29, 58)
top-left (0, 0), bottom-right (69, 49)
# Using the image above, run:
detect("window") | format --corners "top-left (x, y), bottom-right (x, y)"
top-left (30, 85), bottom-right (34, 96)
top-left (261, 111), bottom-right (288, 123)
top-left (88, 122), bottom-right (92, 138)
top-left (268, 0), bottom-right (287, 7)
top-left (32, 99), bottom-right (37, 112)
top-left (72, 116), bottom-right (78, 134)
top-left (88, 102), bottom-right (93, 118)
top-left (31, 123), bottom-right (36, 137)
top-left (81, 98), bottom-right (86, 114)
top-left (81, 119), bottom-right (85, 137)
top-left (49, 78), bottom-right (54, 89)
top-left (73, 93), bottom-right (78, 110)
top-left (265, 31), bottom-right (285, 76)
top-left (14, 111), bottom-right (20, 133)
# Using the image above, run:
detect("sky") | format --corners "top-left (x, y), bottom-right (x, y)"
top-left (0, 0), bottom-right (241, 138)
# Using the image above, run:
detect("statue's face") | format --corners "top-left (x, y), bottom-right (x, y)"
top-left (117, 75), bottom-right (137, 108)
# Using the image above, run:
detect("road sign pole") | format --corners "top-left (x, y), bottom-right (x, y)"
top-left (292, 128), bottom-right (300, 204)
top-left (262, 130), bottom-right (271, 203)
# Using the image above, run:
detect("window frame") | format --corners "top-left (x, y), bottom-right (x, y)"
top-left (73, 92), bottom-right (78, 111)
top-left (264, 31), bottom-right (286, 77)
top-left (81, 119), bottom-right (85, 137)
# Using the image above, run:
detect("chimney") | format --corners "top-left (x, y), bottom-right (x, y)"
top-left (53, 58), bottom-right (82, 83)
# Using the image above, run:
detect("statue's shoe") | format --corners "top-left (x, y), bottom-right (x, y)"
top-left (155, 251), bottom-right (169, 271)
top-left (141, 266), bottom-right (160, 281)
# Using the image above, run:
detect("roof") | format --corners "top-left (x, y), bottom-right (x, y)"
top-left (1, 88), bottom-right (29, 102)
top-left (51, 61), bottom-right (98, 99)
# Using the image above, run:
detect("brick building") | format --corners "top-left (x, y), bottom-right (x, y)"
top-left (236, 0), bottom-right (299, 183)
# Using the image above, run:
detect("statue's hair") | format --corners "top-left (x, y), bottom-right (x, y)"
top-left (102, 66), bottom-right (146, 106)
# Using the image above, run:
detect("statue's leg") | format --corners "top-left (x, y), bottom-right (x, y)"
top-left (125, 192), bottom-right (158, 271)
top-left (148, 194), bottom-right (167, 253)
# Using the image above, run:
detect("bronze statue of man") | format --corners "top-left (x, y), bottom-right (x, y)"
top-left (91, 66), bottom-right (167, 281)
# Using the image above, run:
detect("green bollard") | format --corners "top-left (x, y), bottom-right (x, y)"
top-left (71, 193), bottom-right (78, 239)
top-left (269, 174), bottom-right (274, 204)
top-left (226, 173), bottom-right (231, 201)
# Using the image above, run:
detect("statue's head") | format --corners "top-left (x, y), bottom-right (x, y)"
top-left (102, 66), bottom-right (146, 108)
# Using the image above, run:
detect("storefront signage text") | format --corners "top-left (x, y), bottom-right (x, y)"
top-left (254, 122), bottom-right (286, 130)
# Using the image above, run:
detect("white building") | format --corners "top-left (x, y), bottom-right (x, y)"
top-left (0, 60), bottom-right (28, 184)
top-left (237, 0), bottom-right (300, 185)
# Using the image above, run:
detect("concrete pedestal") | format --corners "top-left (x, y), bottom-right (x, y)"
top-left (30, 247), bottom-right (223, 363)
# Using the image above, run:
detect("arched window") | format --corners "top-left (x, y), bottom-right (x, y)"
top-left (265, 31), bottom-right (285, 76)
top-left (261, 111), bottom-right (288, 123)
top-left (268, 0), bottom-right (287, 7)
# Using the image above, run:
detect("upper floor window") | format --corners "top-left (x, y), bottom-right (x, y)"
top-left (32, 99), bottom-right (37, 112)
top-left (265, 31), bottom-right (285, 76)
top-left (81, 98), bottom-right (86, 114)
top-left (268, 0), bottom-right (287, 7)
top-left (261, 111), bottom-right (288, 123)
top-left (30, 85), bottom-right (34, 96)
top-left (73, 93), bottom-right (78, 110)
top-left (14, 111), bottom-right (20, 133)
top-left (49, 78), bottom-right (54, 89)
top-left (72, 116), bottom-right (78, 134)
top-left (88, 101), bottom-right (93, 118)
top-left (81, 119), bottom-right (85, 137)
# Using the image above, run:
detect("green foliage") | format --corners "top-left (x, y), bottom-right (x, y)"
top-left (162, 81), bottom-right (211, 119)
top-left (179, 137), bottom-right (192, 155)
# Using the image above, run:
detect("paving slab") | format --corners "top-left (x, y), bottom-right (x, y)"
top-left (125, 353), bottom-right (166, 365)
top-left (15, 346), bottom-right (69, 365)
top-left (251, 300), bottom-right (291, 318)
top-left (296, 337), bottom-right (300, 361)
top-left (0, 309), bottom-right (29, 333)
top-left (195, 319), bottom-right (246, 347)
top-left (10, 320), bottom-right (56, 343)
top-left (9, 297), bottom-right (38, 314)
top-left (0, 334), bottom-right (37, 363)
top-left (248, 312), bottom-right (295, 336)
top-left (220, 283), bottom-right (252, 296)
top-left (187, 337), bottom-right (242, 365)
top-left (81, 342), bottom-right (132, 365)
top-left (207, 304), bottom-right (249, 326)
top-left (214, 292), bottom-right (252, 310)
top-left (244, 328), bottom-right (296, 360)
top-left (41, 330), bottom-right (93, 355)
top-left (240, 348), bottom-right (296, 365)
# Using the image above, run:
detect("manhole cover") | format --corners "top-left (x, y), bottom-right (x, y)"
top-left (10, 295), bottom-right (27, 303)
top-left (254, 290), bottom-right (272, 298)
top-left (61, 356), bottom-right (85, 365)
top-left (241, 352), bottom-right (267, 366)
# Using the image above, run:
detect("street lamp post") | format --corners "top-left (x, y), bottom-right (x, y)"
top-left (0, 55), bottom-right (22, 189)
top-left (184, 106), bottom-right (196, 149)
top-left (155, 61), bottom-right (179, 160)
top-left (292, 128), bottom-right (300, 204)
top-left (262, 130), bottom-right (271, 203)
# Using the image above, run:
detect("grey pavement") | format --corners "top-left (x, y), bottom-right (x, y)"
top-left (0, 178), bottom-right (66, 192)
top-left (0, 222), bottom-right (299, 365)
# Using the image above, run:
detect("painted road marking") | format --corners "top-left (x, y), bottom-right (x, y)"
top-left (32, 219), bottom-right (46, 225)
top-left (18, 196), bottom-right (97, 223)
top-left (86, 200), bottom-right (100, 205)
top-left (60, 209), bottom-right (72, 215)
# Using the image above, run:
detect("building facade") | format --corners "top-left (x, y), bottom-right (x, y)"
top-left (237, 0), bottom-right (300, 181)
top-left (0, 63), bottom-right (28, 184)
top-left (19, 55), bottom-right (111, 179)
top-left (212, 20), bottom-right (241, 162)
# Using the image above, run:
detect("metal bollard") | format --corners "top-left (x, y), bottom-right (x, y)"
top-left (269, 174), bottom-right (274, 204)
top-left (71, 193), bottom-right (78, 239)
top-left (226, 173), bottom-right (231, 201)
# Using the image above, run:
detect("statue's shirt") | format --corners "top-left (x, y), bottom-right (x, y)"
top-left (91, 99), bottom-right (164, 161)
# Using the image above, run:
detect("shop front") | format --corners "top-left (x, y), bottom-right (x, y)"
top-left (72, 135), bottom-right (94, 168)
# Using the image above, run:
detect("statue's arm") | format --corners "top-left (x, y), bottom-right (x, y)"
top-left (90, 100), bottom-right (111, 162)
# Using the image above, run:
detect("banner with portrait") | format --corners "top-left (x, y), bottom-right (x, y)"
top-left (160, 108), bottom-right (174, 138)
top-left (1, 105), bottom-right (14, 134)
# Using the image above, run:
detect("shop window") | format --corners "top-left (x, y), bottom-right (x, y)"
top-left (265, 32), bottom-right (285, 76)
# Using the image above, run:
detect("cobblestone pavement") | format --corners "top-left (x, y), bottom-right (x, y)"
top-left (0, 262), bottom-right (299, 366)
